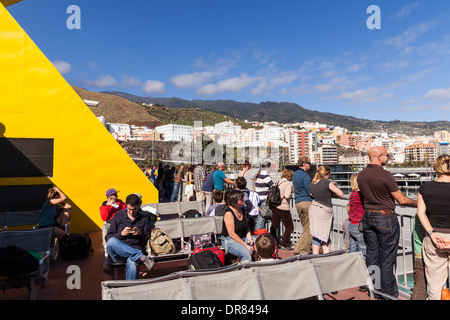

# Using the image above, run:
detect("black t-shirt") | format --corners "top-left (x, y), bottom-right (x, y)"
top-left (419, 180), bottom-right (450, 229)
top-left (221, 208), bottom-right (249, 238)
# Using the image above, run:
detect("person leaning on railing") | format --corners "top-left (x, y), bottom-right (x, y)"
top-left (416, 154), bottom-right (450, 300)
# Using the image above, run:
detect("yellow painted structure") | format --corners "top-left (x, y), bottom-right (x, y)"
top-left (0, 3), bottom-right (158, 232)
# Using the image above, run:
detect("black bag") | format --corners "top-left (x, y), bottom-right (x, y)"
top-left (182, 209), bottom-right (200, 218)
top-left (267, 182), bottom-right (282, 208)
top-left (187, 249), bottom-right (224, 270)
top-left (0, 245), bottom-right (39, 278)
top-left (60, 233), bottom-right (93, 260)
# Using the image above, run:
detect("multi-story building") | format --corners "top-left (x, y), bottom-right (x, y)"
top-left (155, 124), bottom-right (193, 142)
top-left (287, 130), bottom-right (312, 164)
top-left (321, 145), bottom-right (338, 165)
top-left (434, 130), bottom-right (450, 143)
top-left (108, 123), bottom-right (131, 141)
top-left (405, 141), bottom-right (437, 163)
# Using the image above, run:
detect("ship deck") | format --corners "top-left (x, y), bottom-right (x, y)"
top-left (0, 230), bottom-right (374, 301)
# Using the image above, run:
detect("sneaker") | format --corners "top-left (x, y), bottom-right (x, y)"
top-left (279, 245), bottom-right (294, 251)
top-left (140, 255), bottom-right (156, 272)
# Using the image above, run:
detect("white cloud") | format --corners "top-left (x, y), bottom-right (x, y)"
top-left (424, 87), bottom-right (450, 101)
top-left (87, 75), bottom-right (119, 88)
top-left (197, 74), bottom-right (258, 96)
top-left (251, 74), bottom-right (298, 96)
top-left (171, 71), bottom-right (215, 89)
top-left (391, 2), bottom-right (420, 20)
top-left (52, 60), bottom-right (72, 75)
top-left (142, 80), bottom-right (166, 95)
top-left (336, 87), bottom-right (393, 104)
top-left (385, 21), bottom-right (437, 48)
top-left (120, 75), bottom-right (141, 88)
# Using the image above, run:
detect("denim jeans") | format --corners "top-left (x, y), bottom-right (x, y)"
top-left (106, 237), bottom-right (144, 280)
top-left (254, 200), bottom-right (267, 231)
top-left (221, 235), bottom-right (257, 262)
top-left (362, 211), bottom-right (400, 298)
top-left (171, 182), bottom-right (182, 202)
top-left (348, 222), bottom-right (366, 260)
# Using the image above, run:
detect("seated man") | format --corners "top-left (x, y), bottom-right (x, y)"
top-left (100, 188), bottom-right (126, 222)
top-left (255, 233), bottom-right (278, 261)
top-left (105, 193), bottom-right (155, 280)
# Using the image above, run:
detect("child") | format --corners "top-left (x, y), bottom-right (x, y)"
top-left (205, 190), bottom-right (226, 216)
top-left (255, 233), bottom-right (278, 261)
top-left (347, 174), bottom-right (366, 259)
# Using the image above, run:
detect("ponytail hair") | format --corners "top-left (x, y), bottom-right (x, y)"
top-left (312, 166), bottom-right (331, 184)
top-left (434, 154), bottom-right (450, 176)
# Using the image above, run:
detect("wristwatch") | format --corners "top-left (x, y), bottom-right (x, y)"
top-left (427, 229), bottom-right (435, 236)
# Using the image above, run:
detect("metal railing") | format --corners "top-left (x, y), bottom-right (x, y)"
top-left (280, 198), bottom-right (416, 298)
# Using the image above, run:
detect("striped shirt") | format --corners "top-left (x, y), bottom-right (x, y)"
top-left (254, 170), bottom-right (274, 201)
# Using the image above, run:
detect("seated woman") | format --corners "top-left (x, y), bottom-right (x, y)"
top-left (221, 189), bottom-right (255, 262)
top-left (39, 186), bottom-right (71, 240)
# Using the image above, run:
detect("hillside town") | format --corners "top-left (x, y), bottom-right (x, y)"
top-left (96, 108), bottom-right (450, 166)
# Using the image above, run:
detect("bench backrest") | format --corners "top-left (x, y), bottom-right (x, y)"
top-left (101, 251), bottom-right (371, 300)
top-left (141, 201), bottom-right (205, 219)
top-left (0, 210), bottom-right (41, 228)
top-left (0, 228), bottom-right (53, 252)
top-left (155, 216), bottom-right (218, 239)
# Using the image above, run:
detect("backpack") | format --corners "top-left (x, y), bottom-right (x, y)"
top-left (182, 209), bottom-right (200, 218)
top-left (148, 228), bottom-right (175, 256)
top-left (0, 245), bottom-right (40, 278)
top-left (60, 233), bottom-right (94, 260)
top-left (187, 248), bottom-right (224, 270)
top-left (267, 182), bottom-right (282, 208)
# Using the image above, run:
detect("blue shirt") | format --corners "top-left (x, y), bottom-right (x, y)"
top-left (292, 169), bottom-right (312, 203)
top-left (202, 171), bottom-right (215, 192)
top-left (213, 170), bottom-right (227, 191)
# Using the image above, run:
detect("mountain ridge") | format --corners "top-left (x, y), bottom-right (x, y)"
top-left (99, 90), bottom-right (450, 135)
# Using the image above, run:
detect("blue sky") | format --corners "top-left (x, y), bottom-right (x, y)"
top-left (7, 0), bottom-right (450, 123)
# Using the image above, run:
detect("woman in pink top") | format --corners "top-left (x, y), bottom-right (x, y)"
top-left (347, 174), bottom-right (366, 259)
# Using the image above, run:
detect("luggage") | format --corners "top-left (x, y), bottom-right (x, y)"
top-left (0, 245), bottom-right (39, 278)
top-left (192, 245), bottom-right (225, 266)
top-left (148, 228), bottom-right (175, 255)
top-left (60, 233), bottom-right (94, 260)
top-left (187, 246), bottom-right (224, 270)
top-left (189, 232), bottom-right (215, 249)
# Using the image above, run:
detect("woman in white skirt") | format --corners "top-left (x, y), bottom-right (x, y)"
top-left (309, 166), bottom-right (344, 255)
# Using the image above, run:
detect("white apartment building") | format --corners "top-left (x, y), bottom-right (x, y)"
top-left (108, 123), bottom-right (131, 141)
top-left (435, 130), bottom-right (450, 143)
top-left (155, 124), bottom-right (193, 142)
top-left (405, 141), bottom-right (437, 163)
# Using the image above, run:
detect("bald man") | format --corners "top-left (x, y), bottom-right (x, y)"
top-left (357, 146), bottom-right (416, 299)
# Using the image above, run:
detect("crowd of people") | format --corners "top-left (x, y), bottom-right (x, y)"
top-left (38, 148), bottom-right (450, 299)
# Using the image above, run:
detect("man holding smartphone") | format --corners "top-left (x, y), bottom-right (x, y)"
top-left (105, 193), bottom-right (155, 280)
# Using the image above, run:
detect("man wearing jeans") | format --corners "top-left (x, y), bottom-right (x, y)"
top-left (358, 146), bottom-right (416, 299)
top-left (106, 193), bottom-right (155, 280)
top-left (292, 156), bottom-right (313, 255)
